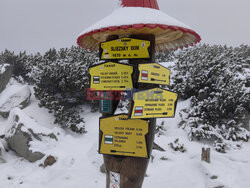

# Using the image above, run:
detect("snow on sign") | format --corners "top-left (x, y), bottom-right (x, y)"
top-left (89, 62), bottom-right (133, 91)
top-left (100, 38), bottom-right (151, 60)
top-left (138, 63), bottom-right (170, 85)
top-left (131, 88), bottom-right (178, 119)
top-left (99, 114), bottom-right (149, 158)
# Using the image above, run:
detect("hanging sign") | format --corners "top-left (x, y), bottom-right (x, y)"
top-left (99, 114), bottom-right (149, 158)
top-left (89, 62), bottom-right (133, 91)
top-left (138, 63), bottom-right (170, 85)
top-left (100, 38), bottom-right (151, 60)
top-left (131, 88), bottom-right (178, 119)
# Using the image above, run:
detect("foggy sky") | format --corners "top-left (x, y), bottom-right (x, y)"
top-left (0, 0), bottom-right (250, 53)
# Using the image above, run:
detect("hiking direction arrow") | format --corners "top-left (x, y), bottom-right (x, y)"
top-left (131, 88), bottom-right (178, 119)
top-left (99, 114), bottom-right (149, 158)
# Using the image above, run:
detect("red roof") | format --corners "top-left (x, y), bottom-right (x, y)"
top-left (122, 0), bottom-right (159, 10)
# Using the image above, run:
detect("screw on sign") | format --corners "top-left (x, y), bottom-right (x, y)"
top-left (76, 0), bottom-right (201, 187)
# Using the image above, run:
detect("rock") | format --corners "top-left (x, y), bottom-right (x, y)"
top-left (5, 108), bottom-right (57, 162)
top-left (100, 163), bottom-right (106, 173)
top-left (0, 140), bottom-right (3, 156)
top-left (0, 139), bottom-right (7, 163)
top-left (210, 175), bottom-right (218, 180)
top-left (0, 86), bottom-right (31, 118)
top-left (160, 156), bottom-right (169, 161)
top-left (0, 64), bottom-right (12, 94)
top-left (43, 155), bottom-right (57, 167)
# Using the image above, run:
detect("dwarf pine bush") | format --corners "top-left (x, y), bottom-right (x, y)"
top-left (173, 44), bottom-right (250, 150)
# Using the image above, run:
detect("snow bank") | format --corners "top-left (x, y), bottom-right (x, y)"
top-left (0, 85), bottom-right (31, 118)
top-left (5, 107), bottom-right (54, 138)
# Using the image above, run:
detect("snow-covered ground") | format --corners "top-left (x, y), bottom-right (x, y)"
top-left (0, 82), bottom-right (250, 188)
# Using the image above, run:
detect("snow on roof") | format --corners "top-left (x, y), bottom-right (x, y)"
top-left (80, 7), bottom-right (191, 35)
top-left (77, 7), bottom-right (201, 51)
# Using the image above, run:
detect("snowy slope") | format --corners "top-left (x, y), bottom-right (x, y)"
top-left (0, 82), bottom-right (250, 188)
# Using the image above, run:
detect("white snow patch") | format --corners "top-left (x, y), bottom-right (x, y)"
top-left (79, 7), bottom-right (191, 36)
top-left (0, 64), bottom-right (10, 74)
top-left (5, 107), bottom-right (54, 138)
top-left (0, 83), bottom-right (25, 107)
top-left (0, 85), bottom-right (31, 113)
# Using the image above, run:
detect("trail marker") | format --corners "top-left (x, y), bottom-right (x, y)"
top-left (89, 62), bottom-right (133, 91)
top-left (131, 88), bottom-right (178, 119)
top-left (99, 114), bottom-right (149, 158)
top-left (138, 63), bottom-right (170, 85)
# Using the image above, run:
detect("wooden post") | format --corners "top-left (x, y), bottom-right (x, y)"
top-left (201, 147), bottom-right (211, 163)
top-left (103, 34), bottom-right (156, 188)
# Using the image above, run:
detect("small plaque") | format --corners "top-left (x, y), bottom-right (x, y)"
top-left (131, 88), bottom-right (178, 119)
top-left (99, 114), bottom-right (149, 158)
top-left (89, 62), bottom-right (133, 91)
top-left (100, 38), bottom-right (151, 60)
top-left (138, 63), bottom-right (170, 85)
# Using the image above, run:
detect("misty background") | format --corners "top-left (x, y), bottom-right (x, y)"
top-left (0, 0), bottom-right (250, 53)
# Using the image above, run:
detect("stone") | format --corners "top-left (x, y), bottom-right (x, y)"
top-left (0, 139), bottom-right (6, 163)
top-left (43, 155), bottom-right (57, 167)
top-left (100, 163), bottom-right (106, 173)
top-left (210, 175), bottom-right (218, 180)
top-left (0, 85), bottom-right (31, 118)
top-left (0, 64), bottom-right (12, 94)
top-left (5, 108), bottom-right (57, 162)
top-left (160, 156), bottom-right (169, 161)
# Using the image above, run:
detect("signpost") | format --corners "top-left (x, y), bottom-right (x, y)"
top-left (100, 38), bottom-right (151, 60)
top-left (77, 0), bottom-right (201, 187)
top-left (99, 114), bottom-right (149, 158)
top-left (131, 88), bottom-right (178, 119)
top-left (102, 35), bottom-right (157, 188)
top-left (138, 63), bottom-right (171, 85)
top-left (89, 62), bottom-right (133, 91)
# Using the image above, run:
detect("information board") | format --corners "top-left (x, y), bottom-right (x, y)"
top-left (100, 38), bottom-right (151, 60)
top-left (99, 114), bottom-right (149, 158)
top-left (89, 62), bottom-right (133, 91)
top-left (131, 88), bottom-right (178, 119)
top-left (138, 63), bottom-right (170, 85)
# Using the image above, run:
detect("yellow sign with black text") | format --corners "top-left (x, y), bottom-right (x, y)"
top-left (131, 88), bottom-right (178, 119)
top-left (138, 63), bottom-right (170, 85)
top-left (100, 38), bottom-right (151, 60)
top-left (99, 114), bottom-right (149, 158)
top-left (89, 62), bottom-right (133, 91)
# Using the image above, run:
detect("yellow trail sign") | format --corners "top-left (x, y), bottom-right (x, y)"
top-left (131, 88), bottom-right (178, 119)
top-left (138, 63), bottom-right (170, 85)
top-left (89, 62), bottom-right (133, 91)
top-left (99, 114), bottom-right (149, 158)
top-left (100, 38), bottom-right (151, 60)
